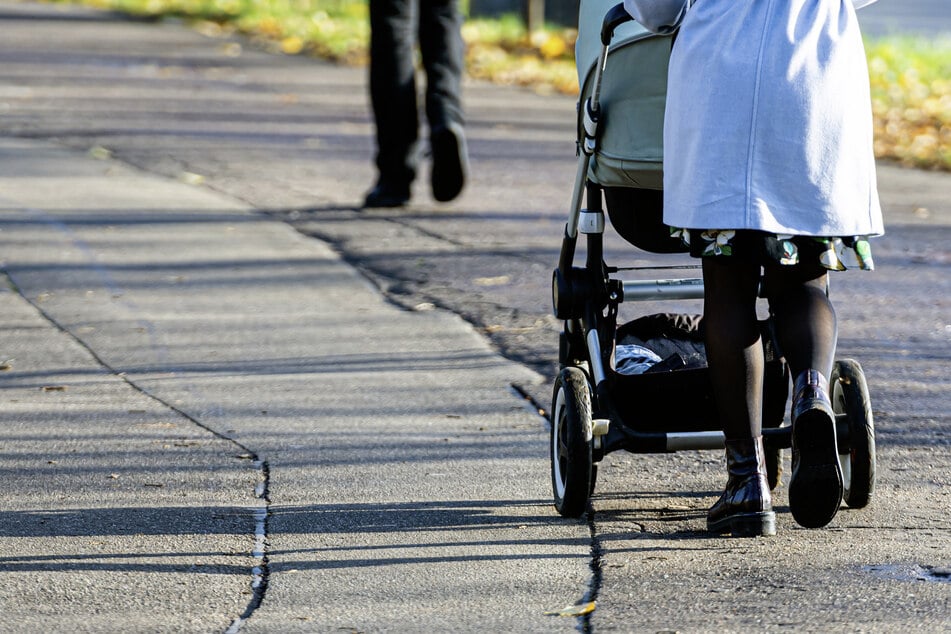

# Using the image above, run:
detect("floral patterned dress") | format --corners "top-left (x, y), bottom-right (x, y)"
top-left (676, 229), bottom-right (876, 271)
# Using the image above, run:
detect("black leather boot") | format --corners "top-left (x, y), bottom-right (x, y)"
top-left (363, 180), bottom-right (411, 208)
top-left (708, 436), bottom-right (776, 537)
top-left (788, 369), bottom-right (844, 528)
top-left (430, 122), bottom-right (467, 203)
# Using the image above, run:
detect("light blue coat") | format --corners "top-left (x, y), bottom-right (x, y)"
top-left (622, 0), bottom-right (884, 237)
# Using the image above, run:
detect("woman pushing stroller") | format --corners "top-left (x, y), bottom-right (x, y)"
top-left (622, 0), bottom-right (884, 535)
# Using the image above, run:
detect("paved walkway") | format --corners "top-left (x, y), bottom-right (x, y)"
top-left (0, 125), bottom-right (583, 631)
top-left (0, 2), bottom-right (948, 632)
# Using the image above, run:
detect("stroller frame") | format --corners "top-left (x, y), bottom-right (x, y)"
top-left (548, 4), bottom-right (876, 518)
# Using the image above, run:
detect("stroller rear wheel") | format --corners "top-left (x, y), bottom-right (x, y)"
top-left (832, 359), bottom-right (876, 508)
top-left (551, 367), bottom-right (595, 518)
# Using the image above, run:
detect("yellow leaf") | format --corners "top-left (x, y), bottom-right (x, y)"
top-left (539, 35), bottom-right (567, 60)
top-left (281, 36), bottom-right (304, 55)
top-left (544, 601), bottom-right (596, 617)
top-left (257, 16), bottom-right (282, 38)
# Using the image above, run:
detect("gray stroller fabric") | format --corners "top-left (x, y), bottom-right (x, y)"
top-left (575, 0), bottom-right (672, 190)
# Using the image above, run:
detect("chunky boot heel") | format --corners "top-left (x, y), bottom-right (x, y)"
top-left (708, 436), bottom-right (776, 537)
top-left (788, 370), bottom-right (844, 528)
top-left (727, 512), bottom-right (777, 538)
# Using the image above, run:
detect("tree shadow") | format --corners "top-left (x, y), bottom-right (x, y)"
top-left (0, 498), bottom-right (594, 574)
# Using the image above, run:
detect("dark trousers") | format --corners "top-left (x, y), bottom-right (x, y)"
top-left (369, 0), bottom-right (464, 187)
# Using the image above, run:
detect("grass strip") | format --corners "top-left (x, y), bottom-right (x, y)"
top-left (47, 0), bottom-right (951, 170)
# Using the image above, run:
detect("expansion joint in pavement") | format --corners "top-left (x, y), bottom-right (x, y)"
top-left (582, 509), bottom-right (604, 633)
top-left (510, 382), bottom-right (550, 421)
top-left (3, 271), bottom-right (273, 632)
top-left (511, 382), bottom-right (603, 628)
top-left (226, 458), bottom-right (271, 633)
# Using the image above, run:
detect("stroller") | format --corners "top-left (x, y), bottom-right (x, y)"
top-left (549, 1), bottom-right (877, 518)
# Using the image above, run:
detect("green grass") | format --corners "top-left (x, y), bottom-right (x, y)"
top-left (46, 0), bottom-right (951, 170)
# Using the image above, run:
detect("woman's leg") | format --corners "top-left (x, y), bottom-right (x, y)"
top-left (702, 256), bottom-right (764, 440)
top-left (765, 263), bottom-right (836, 379)
top-left (765, 261), bottom-right (843, 528)
top-left (702, 256), bottom-right (774, 536)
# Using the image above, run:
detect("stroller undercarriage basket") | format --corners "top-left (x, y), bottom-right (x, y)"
top-left (548, 2), bottom-right (876, 519)
top-left (610, 314), bottom-right (788, 435)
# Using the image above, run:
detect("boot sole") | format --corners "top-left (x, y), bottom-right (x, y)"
top-left (789, 408), bottom-right (844, 528)
top-left (708, 511), bottom-right (776, 537)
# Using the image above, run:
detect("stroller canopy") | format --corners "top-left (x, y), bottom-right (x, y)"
top-left (575, 0), bottom-right (672, 190)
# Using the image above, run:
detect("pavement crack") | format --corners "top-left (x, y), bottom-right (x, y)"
top-left (226, 459), bottom-right (271, 633)
top-left (4, 271), bottom-right (272, 633)
top-left (516, 383), bottom-right (602, 632)
top-left (510, 383), bottom-right (549, 421)
top-left (270, 209), bottom-right (556, 377)
top-left (582, 507), bottom-right (604, 633)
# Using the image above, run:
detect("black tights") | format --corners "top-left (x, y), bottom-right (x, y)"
top-left (702, 257), bottom-right (837, 440)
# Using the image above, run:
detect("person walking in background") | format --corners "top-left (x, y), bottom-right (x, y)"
top-left (364, 0), bottom-right (469, 208)
top-left (623, 0), bottom-right (884, 535)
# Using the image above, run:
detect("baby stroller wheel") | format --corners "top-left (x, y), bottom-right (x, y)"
top-left (831, 359), bottom-right (876, 508)
top-left (551, 367), bottom-right (594, 518)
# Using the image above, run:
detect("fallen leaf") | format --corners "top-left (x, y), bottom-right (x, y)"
top-left (180, 171), bottom-right (205, 185)
top-left (281, 36), bottom-right (304, 55)
top-left (473, 275), bottom-right (511, 286)
top-left (219, 42), bottom-right (242, 57)
top-left (88, 145), bottom-right (112, 160)
top-left (545, 601), bottom-right (596, 617)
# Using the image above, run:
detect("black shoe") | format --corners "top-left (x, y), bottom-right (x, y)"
top-left (430, 122), bottom-right (467, 203)
top-left (788, 369), bottom-right (844, 528)
top-left (708, 436), bottom-right (776, 537)
top-left (363, 182), bottom-right (410, 208)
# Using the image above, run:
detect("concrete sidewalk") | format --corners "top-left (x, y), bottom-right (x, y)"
top-left (0, 136), bottom-right (588, 631)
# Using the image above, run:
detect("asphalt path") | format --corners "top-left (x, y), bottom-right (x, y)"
top-left (0, 1), bottom-right (948, 632)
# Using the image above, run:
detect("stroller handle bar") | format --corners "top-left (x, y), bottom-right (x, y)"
top-left (568, 3), bottom-right (639, 239)
top-left (569, 5), bottom-right (632, 236)
top-left (601, 3), bottom-right (635, 45)
top-left (622, 278), bottom-right (705, 301)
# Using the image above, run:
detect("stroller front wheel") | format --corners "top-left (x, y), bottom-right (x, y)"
top-left (551, 367), bottom-right (595, 518)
